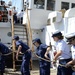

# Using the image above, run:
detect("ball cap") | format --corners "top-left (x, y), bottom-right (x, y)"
top-left (65, 32), bottom-right (75, 39)
top-left (32, 38), bottom-right (41, 44)
top-left (13, 36), bottom-right (19, 40)
top-left (52, 30), bottom-right (62, 37)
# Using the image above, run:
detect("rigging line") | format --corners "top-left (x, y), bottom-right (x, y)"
top-left (0, 52), bottom-right (13, 56)
top-left (0, 49), bottom-right (31, 56)
top-left (34, 53), bottom-right (51, 62)
top-left (35, 53), bottom-right (75, 71)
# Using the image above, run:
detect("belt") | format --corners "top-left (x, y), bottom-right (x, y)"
top-left (59, 58), bottom-right (72, 62)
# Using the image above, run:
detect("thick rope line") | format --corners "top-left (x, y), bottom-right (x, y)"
top-left (35, 54), bottom-right (51, 62)
top-left (0, 52), bottom-right (13, 56)
top-left (34, 53), bottom-right (75, 71)
top-left (0, 49), bottom-right (31, 56)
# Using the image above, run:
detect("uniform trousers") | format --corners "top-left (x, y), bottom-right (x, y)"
top-left (57, 58), bottom-right (72, 75)
top-left (39, 61), bottom-right (50, 75)
top-left (0, 56), bottom-right (5, 75)
top-left (72, 71), bottom-right (75, 75)
top-left (21, 51), bottom-right (31, 75)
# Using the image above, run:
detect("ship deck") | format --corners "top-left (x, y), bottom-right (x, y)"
top-left (4, 60), bottom-right (57, 75)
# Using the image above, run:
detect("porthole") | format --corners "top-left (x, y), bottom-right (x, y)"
top-left (7, 32), bottom-right (12, 37)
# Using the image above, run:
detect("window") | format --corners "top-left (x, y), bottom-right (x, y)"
top-left (53, 17), bottom-right (56, 22)
top-left (0, 6), bottom-right (4, 11)
top-left (47, 0), bottom-right (55, 11)
top-left (47, 19), bottom-right (51, 25)
top-left (71, 3), bottom-right (75, 8)
top-left (34, 0), bottom-right (45, 9)
top-left (61, 2), bottom-right (69, 10)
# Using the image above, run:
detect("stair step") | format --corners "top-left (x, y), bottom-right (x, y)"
top-left (14, 28), bottom-right (26, 31)
top-left (14, 24), bottom-right (26, 26)
top-left (16, 65), bottom-right (21, 67)
top-left (14, 31), bottom-right (26, 33)
top-left (14, 32), bottom-right (26, 35)
top-left (14, 34), bottom-right (26, 36)
top-left (16, 60), bottom-right (22, 62)
top-left (19, 37), bottom-right (27, 39)
top-left (14, 30), bottom-right (26, 32)
top-left (14, 26), bottom-right (26, 29)
top-left (14, 25), bottom-right (26, 27)
top-left (18, 36), bottom-right (27, 38)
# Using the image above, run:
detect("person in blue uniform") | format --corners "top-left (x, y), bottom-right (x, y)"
top-left (13, 36), bottom-right (31, 75)
top-left (50, 30), bottom-right (72, 75)
top-left (0, 42), bottom-right (10, 75)
top-left (32, 38), bottom-right (50, 75)
top-left (65, 32), bottom-right (75, 75)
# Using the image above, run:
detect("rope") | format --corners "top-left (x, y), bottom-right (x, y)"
top-left (59, 64), bottom-right (75, 71)
top-left (0, 52), bottom-right (13, 56)
top-left (0, 49), bottom-right (31, 56)
top-left (35, 54), bottom-right (51, 62)
top-left (34, 53), bottom-right (75, 71)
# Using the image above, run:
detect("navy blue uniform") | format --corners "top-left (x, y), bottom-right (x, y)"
top-left (36, 44), bottom-right (50, 75)
top-left (16, 41), bottom-right (31, 75)
top-left (0, 42), bottom-right (10, 75)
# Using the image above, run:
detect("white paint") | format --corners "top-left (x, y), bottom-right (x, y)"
top-left (0, 27), bottom-right (11, 46)
top-left (48, 11), bottom-right (62, 23)
top-left (30, 9), bottom-right (51, 29)
top-left (0, 22), bottom-right (11, 27)
top-left (67, 17), bottom-right (75, 33)
top-left (65, 8), bottom-right (75, 18)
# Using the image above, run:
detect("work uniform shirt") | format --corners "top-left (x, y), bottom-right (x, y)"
top-left (19, 11), bottom-right (24, 18)
top-left (0, 42), bottom-right (10, 72)
top-left (16, 40), bottom-right (29, 53)
top-left (16, 40), bottom-right (31, 61)
top-left (71, 46), bottom-right (75, 60)
top-left (71, 46), bottom-right (75, 75)
top-left (55, 40), bottom-right (71, 60)
top-left (16, 40), bottom-right (31, 75)
top-left (36, 44), bottom-right (50, 67)
top-left (13, 9), bottom-right (17, 14)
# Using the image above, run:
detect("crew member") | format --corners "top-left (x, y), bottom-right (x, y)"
top-left (45, 30), bottom-right (72, 75)
top-left (65, 32), bottom-right (75, 75)
top-left (13, 36), bottom-right (31, 75)
top-left (32, 38), bottom-right (50, 75)
top-left (0, 42), bottom-right (10, 75)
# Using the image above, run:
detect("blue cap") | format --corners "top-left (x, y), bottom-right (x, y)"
top-left (13, 36), bottom-right (19, 40)
top-left (52, 30), bottom-right (62, 37)
top-left (32, 38), bottom-right (41, 44)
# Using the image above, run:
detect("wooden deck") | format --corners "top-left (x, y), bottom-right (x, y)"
top-left (4, 60), bottom-right (57, 75)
